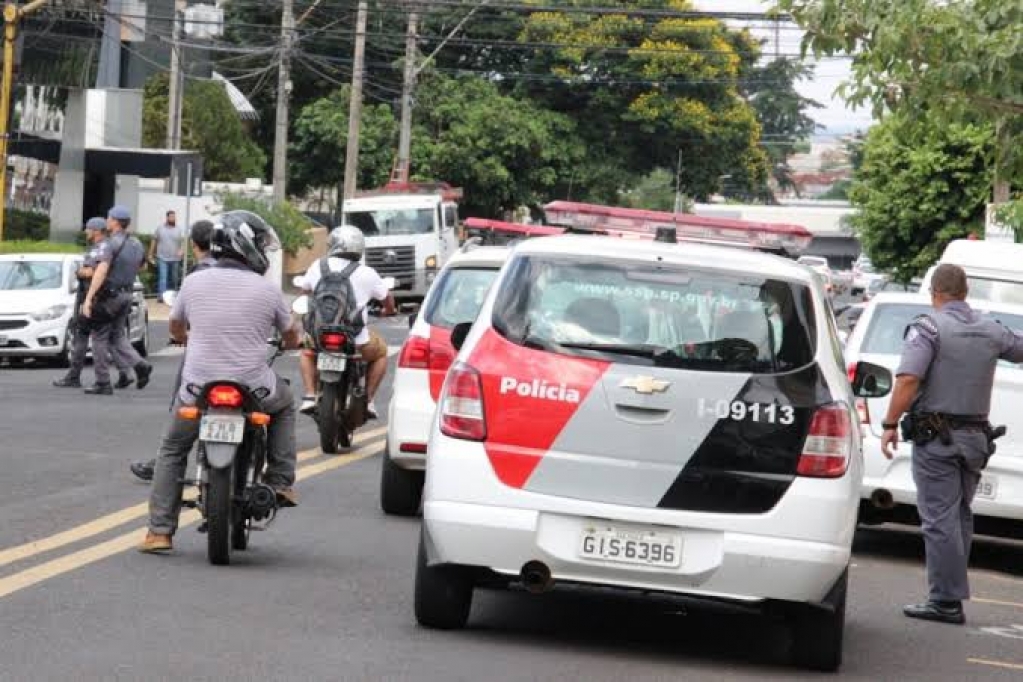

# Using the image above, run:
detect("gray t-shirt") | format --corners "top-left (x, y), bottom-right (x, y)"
top-left (96, 232), bottom-right (145, 288)
top-left (171, 266), bottom-right (292, 405)
top-left (154, 223), bottom-right (184, 262)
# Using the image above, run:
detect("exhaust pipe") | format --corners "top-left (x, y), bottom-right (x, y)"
top-left (520, 561), bottom-right (554, 594)
top-left (870, 488), bottom-right (895, 510)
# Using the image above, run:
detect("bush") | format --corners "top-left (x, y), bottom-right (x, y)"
top-left (217, 192), bottom-right (313, 256)
top-left (2, 209), bottom-right (50, 241)
top-left (0, 240), bottom-right (80, 254)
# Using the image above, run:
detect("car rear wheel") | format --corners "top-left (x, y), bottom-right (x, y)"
top-left (414, 532), bottom-right (473, 630)
top-left (133, 312), bottom-right (149, 358)
top-left (788, 568), bottom-right (847, 672)
top-left (380, 441), bottom-right (424, 516)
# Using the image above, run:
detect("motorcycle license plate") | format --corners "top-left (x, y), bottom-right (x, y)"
top-left (318, 354), bottom-right (347, 372)
top-left (199, 414), bottom-right (245, 444)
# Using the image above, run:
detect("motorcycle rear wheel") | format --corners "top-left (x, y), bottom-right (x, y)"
top-left (207, 465), bottom-right (233, 565)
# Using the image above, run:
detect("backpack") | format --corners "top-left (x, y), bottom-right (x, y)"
top-left (305, 258), bottom-right (363, 339)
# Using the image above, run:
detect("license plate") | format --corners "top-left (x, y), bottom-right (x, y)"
top-left (318, 354), bottom-right (347, 372)
top-left (199, 414), bottom-right (245, 444)
top-left (579, 524), bottom-right (682, 568)
top-left (975, 475), bottom-right (998, 501)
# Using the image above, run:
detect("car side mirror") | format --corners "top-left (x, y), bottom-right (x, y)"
top-left (450, 321), bottom-right (473, 351)
top-left (852, 361), bottom-right (892, 398)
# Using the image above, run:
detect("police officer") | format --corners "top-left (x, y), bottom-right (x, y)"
top-left (881, 263), bottom-right (1023, 624)
top-left (52, 217), bottom-right (134, 389)
top-left (129, 220), bottom-right (217, 482)
top-left (81, 205), bottom-right (153, 395)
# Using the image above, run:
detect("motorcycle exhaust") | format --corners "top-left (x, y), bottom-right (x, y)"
top-left (520, 561), bottom-right (554, 594)
top-left (248, 484), bottom-right (278, 521)
top-left (870, 488), bottom-right (895, 510)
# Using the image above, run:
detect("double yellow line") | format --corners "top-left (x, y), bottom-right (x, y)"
top-left (0, 427), bottom-right (388, 600)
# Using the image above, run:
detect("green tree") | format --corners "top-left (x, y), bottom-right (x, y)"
top-left (217, 192), bottom-right (312, 256)
top-left (290, 87), bottom-right (397, 199)
top-left (743, 58), bottom-right (821, 199)
top-left (410, 74), bottom-right (585, 218)
top-left (512, 0), bottom-right (769, 201)
top-left (779, 0), bottom-right (1022, 198)
top-left (620, 168), bottom-right (691, 212)
top-left (142, 74), bottom-right (266, 182)
top-left (851, 113), bottom-right (994, 282)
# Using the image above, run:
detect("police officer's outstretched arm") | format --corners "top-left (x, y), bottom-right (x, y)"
top-left (881, 317), bottom-right (938, 459)
top-left (997, 325), bottom-right (1023, 364)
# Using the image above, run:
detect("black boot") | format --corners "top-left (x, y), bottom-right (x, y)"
top-left (115, 373), bottom-right (135, 389)
top-left (130, 459), bottom-right (155, 482)
top-left (903, 600), bottom-right (965, 625)
top-left (135, 362), bottom-right (153, 390)
top-left (53, 375), bottom-right (82, 388)
top-left (84, 383), bottom-right (114, 396)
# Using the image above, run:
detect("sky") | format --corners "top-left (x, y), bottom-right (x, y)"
top-left (694, 0), bottom-right (875, 136)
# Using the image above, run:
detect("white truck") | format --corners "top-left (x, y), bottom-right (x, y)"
top-left (921, 239), bottom-right (1023, 306)
top-left (342, 183), bottom-right (463, 301)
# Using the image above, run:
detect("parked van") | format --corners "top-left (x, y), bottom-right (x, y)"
top-left (922, 239), bottom-right (1023, 306)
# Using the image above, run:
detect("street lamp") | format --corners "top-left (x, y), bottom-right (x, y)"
top-left (0, 0), bottom-right (49, 242)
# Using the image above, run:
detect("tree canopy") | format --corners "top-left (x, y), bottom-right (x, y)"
top-left (851, 113), bottom-right (994, 282)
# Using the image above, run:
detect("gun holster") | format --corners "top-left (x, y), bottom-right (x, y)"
top-left (901, 412), bottom-right (952, 446)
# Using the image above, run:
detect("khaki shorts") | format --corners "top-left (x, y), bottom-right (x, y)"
top-left (303, 328), bottom-right (387, 362)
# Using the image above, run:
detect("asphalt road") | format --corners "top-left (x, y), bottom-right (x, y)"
top-left (1, 314), bottom-right (1023, 680)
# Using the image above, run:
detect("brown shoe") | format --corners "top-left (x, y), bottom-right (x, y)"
top-left (274, 487), bottom-right (298, 508)
top-left (138, 532), bottom-right (173, 554)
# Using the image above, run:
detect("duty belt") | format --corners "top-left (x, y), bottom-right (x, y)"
top-left (102, 284), bottom-right (133, 294)
top-left (917, 412), bottom-right (988, 430)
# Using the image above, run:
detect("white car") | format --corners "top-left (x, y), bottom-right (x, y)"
top-left (415, 235), bottom-right (891, 672)
top-left (797, 256), bottom-right (833, 294)
top-left (844, 292), bottom-right (1023, 533)
top-left (0, 253), bottom-right (149, 366)
top-left (382, 243), bottom-right (510, 515)
top-left (851, 256), bottom-right (886, 295)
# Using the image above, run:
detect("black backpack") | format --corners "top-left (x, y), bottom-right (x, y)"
top-left (305, 257), bottom-right (363, 338)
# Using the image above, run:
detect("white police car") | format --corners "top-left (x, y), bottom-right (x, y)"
top-left (414, 235), bottom-right (892, 671)
top-left (383, 243), bottom-right (509, 515)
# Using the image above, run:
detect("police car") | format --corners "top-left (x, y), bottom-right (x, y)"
top-left (414, 235), bottom-right (892, 671)
top-left (383, 243), bottom-right (510, 515)
top-left (846, 292), bottom-right (1023, 533)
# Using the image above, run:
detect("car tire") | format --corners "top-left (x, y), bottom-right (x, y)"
top-left (54, 326), bottom-right (72, 368)
top-left (133, 312), bottom-right (149, 358)
top-left (414, 531), bottom-right (473, 630)
top-left (380, 441), bottom-right (424, 516)
top-left (789, 568), bottom-right (847, 672)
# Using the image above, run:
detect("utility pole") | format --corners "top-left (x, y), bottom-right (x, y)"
top-left (166, 1), bottom-right (185, 152)
top-left (272, 0), bottom-right (295, 205)
top-left (0, 0), bottom-right (49, 241)
top-left (342, 0), bottom-right (368, 204)
top-left (395, 8), bottom-right (418, 185)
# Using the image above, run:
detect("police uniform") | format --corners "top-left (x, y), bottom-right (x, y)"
top-left (896, 301), bottom-right (1023, 606)
top-left (88, 210), bottom-right (152, 391)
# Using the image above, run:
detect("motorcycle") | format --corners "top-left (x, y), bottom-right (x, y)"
top-left (162, 290), bottom-right (285, 566)
top-left (292, 276), bottom-right (395, 454)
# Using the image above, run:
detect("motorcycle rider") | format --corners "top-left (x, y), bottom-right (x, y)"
top-left (298, 225), bottom-right (395, 417)
top-left (140, 211), bottom-right (301, 554)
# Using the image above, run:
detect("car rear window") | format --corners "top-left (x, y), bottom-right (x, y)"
top-left (492, 255), bottom-right (818, 373)
top-left (424, 266), bottom-right (499, 329)
top-left (862, 303), bottom-right (1023, 361)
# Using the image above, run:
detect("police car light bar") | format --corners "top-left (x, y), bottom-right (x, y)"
top-left (543, 201), bottom-right (813, 256)
top-left (462, 218), bottom-right (567, 245)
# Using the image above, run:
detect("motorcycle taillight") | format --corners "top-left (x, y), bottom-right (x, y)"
top-left (208, 384), bottom-right (244, 409)
top-left (320, 331), bottom-right (347, 351)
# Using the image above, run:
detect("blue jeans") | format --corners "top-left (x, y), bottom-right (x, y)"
top-left (157, 259), bottom-right (182, 296)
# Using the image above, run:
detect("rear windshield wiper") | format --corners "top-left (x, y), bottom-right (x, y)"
top-left (557, 342), bottom-right (659, 359)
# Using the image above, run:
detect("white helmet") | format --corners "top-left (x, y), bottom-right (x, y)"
top-left (327, 225), bottom-right (365, 259)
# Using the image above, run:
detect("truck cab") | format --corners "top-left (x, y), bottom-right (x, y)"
top-left (922, 239), bottom-right (1023, 306)
top-left (342, 183), bottom-right (462, 301)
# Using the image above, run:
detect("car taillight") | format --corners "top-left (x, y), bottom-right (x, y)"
top-left (440, 362), bottom-right (486, 441)
top-left (797, 403), bottom-right (852, 478)
top-left (320, 331), bottom-right (346, 352)
top-left (398, 333), bottom-right (455, 373)
top-left (846, 362), bottom-right (857, 383)
top-left (208, 385), bottom-right (244, 409)
top-left (855, 398), bottom-right (870, 425)
top-left (398, 335), bottom-right (430, 369)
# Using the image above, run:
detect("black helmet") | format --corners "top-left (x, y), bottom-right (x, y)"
top-left (210, 210), bottom-right (280, 274)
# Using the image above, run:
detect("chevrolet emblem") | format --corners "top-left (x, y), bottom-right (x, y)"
top-left (620, 376), bottom-right (671, 395)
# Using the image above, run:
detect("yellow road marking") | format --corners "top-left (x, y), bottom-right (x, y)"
top-left (0, 425), bottom-right (388, 570)
top-left (0, 440), bottom-right (384, 600)
top-left (968, 658), bottom-right (1023, 671)
top-left (974, 597), bottom-right (1023, 610)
